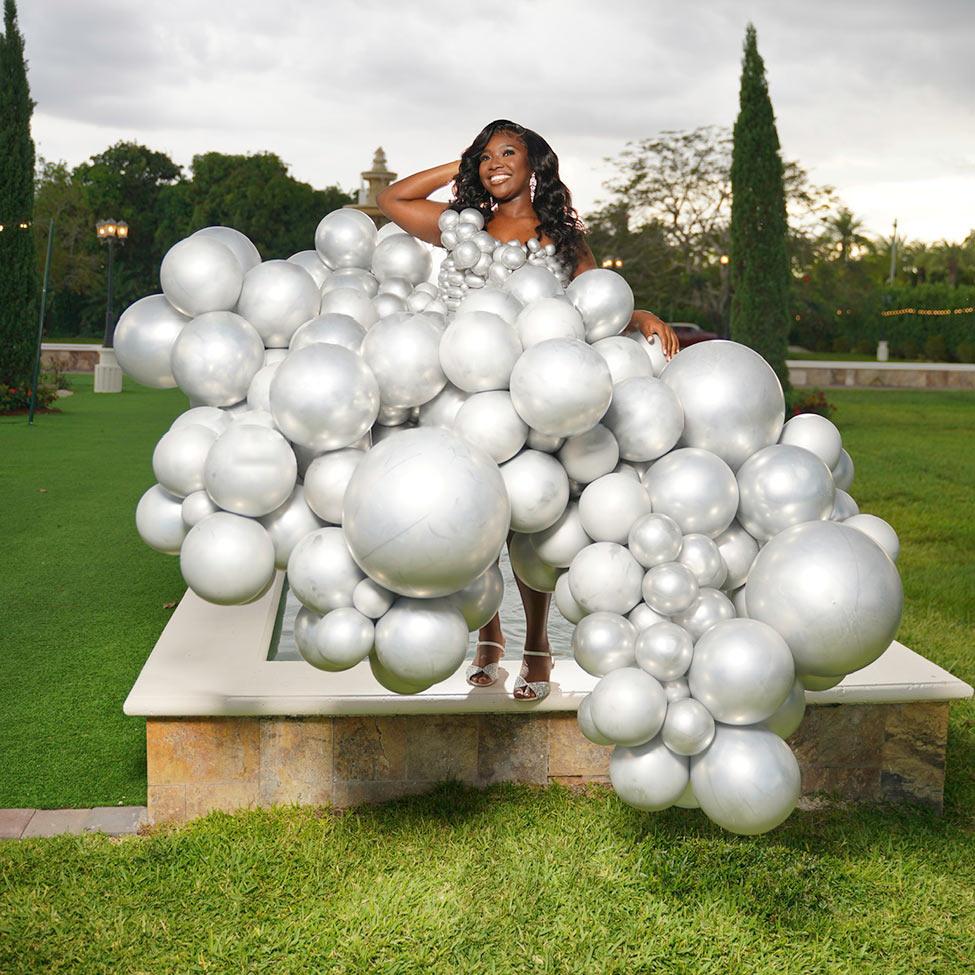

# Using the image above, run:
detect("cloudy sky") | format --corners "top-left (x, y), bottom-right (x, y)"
top-left (19, 0), bottom-right (975, 244)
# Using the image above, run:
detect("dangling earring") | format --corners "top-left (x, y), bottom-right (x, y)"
top-left (530, 173), bottom-right (538, 200)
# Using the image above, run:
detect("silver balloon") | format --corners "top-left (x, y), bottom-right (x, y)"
top-left (530, 502), bottom-right (591, 568)
top-left (690, 724), bottom-right (801, 835)
top-left (371, 233), bottom-right (432, 285)
top-left (246, 363), bottom-right (280, 413)
top-left (371, 421), bottom-right (413, 445)
top-left (203, 423), bottom-right (297, 517)
top-left (676, 534), bottom-right (727, 588)
top-left (264, 348), bottom-right (287, 366)
top-left (592, 335), bottom-right (653, 385)
top-left (372, 292), bottom-right (406, 319)
top-left (152, 423), bottom-right (217, 498)
top-left (745, 520), bottom-right (903, 676)
top-left (302, 448), bottom-right (365, 525)
top-left (571, 611), bottom-right (637, 676)
top-left (554, 572), bottom-right (587, 623)
top-left (831, 448), bottom-right (855, 492)
top-left (844, 513), bottom-right (899, 562)
top-left (643, 447), bottom-right (739, 537)
top-left (609, 737), bottom-right (689, 811)
top-left (661, 698), bottom-right (715, 756)
top-left (633, 332), bottom-right (667, 377)
top-left (448, 562), bottom-right (504, 630)
top-left (577, 695), bottom-right (613, 745)
top-left (503, 264), bottom-right (564, 305)
top-left (628, 602), bottom-right (668, 630)
top-left (635, 621), bottom-right (694, 680)
top-left (671, 588), bottom-right (735, 640)
top-left (589, 667), bottom-right (667, 746)
top-left (231, 408), bottom-right (275, 429)
top-left (641, 561), bottom-right (699, 615)
top-left (269, 344), bottom-right (380, 452)
top-left (509, 339), bottom-right (613, 438)
top-left (369, 648), bottom-right (431, 695)
top-left (557, 425), bottom-right (619, 484)
top-left (171, 406), bottom-right (232, 436)
top-left (527, 429), bottom-right (564, 453)
top-left (800, 673), bottom-right (844, 691)
top-left (661, 340), bottom-right (785, 470)
top-left (736, 444), bottom-right (836, 541)
top-left (830, 489), bottom-right (860, 521)
top-left (374, 597), bottom-right (469, 688)
top-left (259, 484), bottom-right (323, 568)
top-left (180, 512), bottom-right (275, 605)
top-left (601, 376), bottom-right (684, 462)
top-left (352, 578), bottom-right (396, 619)
top-left (136, 484), bottom-right (187, 554)
top-left (688, 618), bottom-right (795, 724)
top-left (779, 413), bottom-right (842, 469)
top-left (509, 532), bottom-right (560, 593)
top-left (515, 296), bottom-right (585, 347)
top-left (453, 391), bottom-right (528, 464)
top-left (160, 236), bottom-right (243, 317)
top-left (456, 287), bottom-right (522, 325)
top-left (568, 542), bottom-right (644, 615)
top-left (290, 313), bottom-right (365, 354)
top-left (194, 226), bottom-right (261, 274)
top-left (764, 677), bottom-right (806, 739)
top-left (439, 311), bottom-right (522, 392)
top-left (361, 314), bottom-right (446, 408)
top-left (731, 585), bottom-right (748, 618)
top-left (170, 311), bottom-right (265, 407)
top-left (181, 489), bottom-right (219, 529)
top-left (713, 521), bottom-right (760, 590)
top-left (343, 428), bottom-right (509, 597)
top-left (287, 526), bottom-right (365, 613)
top-left (295, 606), bottom-right (374, 672)
top-left (320, 287), bottom-right (378, 329)
top-left (417, 383), bottom-right (469, 429)
top-left (376, 403), bottom-right (412, 427)
top-left (500, 450), bottom-right (569, 533)
top-left (627, 513), bottom-right (683, 568)
top-left (287, 249), bottom-right (330, 289)
top-left (578, 472), bottom-right (652, 544)
top-left (325, 267), bottom-right (380, 297)
top-left (663, 676), bottom-right (690, 702)
top-left (314, 208), bottom-right (376, 270)
top-left (114, 295), bottom-right (188, 388)
top-left (236, 260), bottom-right (321, 348)
top-left (566, 269), bottom-right (634, 342)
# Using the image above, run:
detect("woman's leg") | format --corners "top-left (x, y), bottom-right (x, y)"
top-left (514, 573), bottom-right (552, 693)
top-left (471, 600), bottom-right (506, 687)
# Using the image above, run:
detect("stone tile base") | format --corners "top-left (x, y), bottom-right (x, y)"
top-left (146, 702), bottom-right (953, 825)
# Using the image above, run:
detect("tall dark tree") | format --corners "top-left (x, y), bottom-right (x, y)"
top-left (0, 0), bottom-right (37, 387)
top-left (729, 23), bottom-right (791, 393)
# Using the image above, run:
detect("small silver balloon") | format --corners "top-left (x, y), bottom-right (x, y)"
top-left (530, 502), bottom-right (591, 568)
top-left (500, 449), bottom-right (570, 533)
top-left (578, 472), bottom-right (652, 545)
top-left (843, 513), bottom-right (899, 562)
top-left (440, 311), bottom-right (522, 392)
top-left (526, 429), bottom-right (564, 453)
top-left (577, 694), bottom-right (613, 745)
top-left (509, 532), bottom-right (560, 593)
top-left (713, 521), bottom-right (760, 590)
top-left (114, 294), bottom-right (188, 388)
top-left (503, 264), bottom-right (564, 305)
top-left (663, 676), bottom-right (690, 703)
top-left (628, 602), bottom-right (668, 630)
top-left (676, 533), bottom-right (727, 588)
top-left (566, 269), bottom-right (634, 342)
top-left (295, 605), bottom-right (374, 672)
top-left (779, 413), bottom-right (842, 469)
top-left (315, 208), bottom-right (377, 270)
top-left (609, 737), bottom-right (689, 811)
top-left (287, 249), bottom-right (330, 288)
top-left (374, 597), bottom-right (469, 689)
top-left (136, 484), bottom-right (188, 554)
top-left (589, 667), bottom-right (667, 746)
top-left (287, 526), bottom-right (364, 613)
top-left (554, 572), bottom-right (588, 623)
top-left (557, 425), bottom-right (619, 484)
top-left (152, 423), bottom-right (218, 499)
top-left (170, 405), bottom-right (232, 436)
top-left (160, 236), bottom-right (243, 317)
top-left (592, 335), bottom-right (654, 385)
top-left (181, 489), bottom-right (219, 529)
top-left (670, 588), bottom-right (736, 640)
top-left (290, 313), bottom-right (365, 354)
top-left (634, 621), bottom-right (693, 681)
top-left (320, 287), bottom-right (378, 329)
top-left (641, 561), bottom-right (699, 615)
top-left (830, 489), bottom-right (860, 521)
top-left (627, 513), bottom-right (683, 569)
top-left (568, 542), bottom-right (644, 615)
top-left (448, 562), bottom-right (505, 631)
top-left (456, 287), bottom-right (522, 325)
top-left (662, 698), bottom-right (715, 756)
top-left (571, 611), bottom-right (637, 676)
top-left (246, 363), bottom-right (280, 413)
top-left (515, 296), bottom-right (585, 348)
top-left (831, 448), bottom-right (855, 491)
top-left (236, 259), bottom-right (321, 348)
top-left (303, 448), bottom-right (365, 525)
top-left (204, 423), bottom-right (297, 517)
top-left (601, 376), bottom-right (684, 462)
top-left (361, 314), bottom-right (446, 408)
top-left (259, 484), bottom-right (323, 568)
top-left (643, 447), bottom-right (739, 538)
top-left (453, 391), bottom-right (528, 464)
top-left (352, 578), bottom-right (396, 620)
top-left (194, 226), bottom-right (261, 274)
top-left (371, 233), bottom-right (432, 285)
top-left (764, 677), bottom-right (807, 739)
top-left (417, 383), bottom-right (469, 429)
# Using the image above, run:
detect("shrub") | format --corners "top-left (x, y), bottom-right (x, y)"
top-left (788, 387), bottom-right (835, 419)
top-left (0, 381), bottom-right (58, 414)
top-left (894, 338), bottom-right (919, 360)
top-left (853, 337), bottom-right (874, 357)
top-left (832, 335), bottom-right (851, 353)
top-left (956, 341), bottom-right (975, 364)
top-left (923, 334), bottom-right (949, 362)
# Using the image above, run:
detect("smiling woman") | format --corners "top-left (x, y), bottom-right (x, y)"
top-left (377, 121), bottom-right (678, 701)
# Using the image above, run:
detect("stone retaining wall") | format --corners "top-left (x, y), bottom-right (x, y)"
top-left (788, 361), bottom-right (975, 390)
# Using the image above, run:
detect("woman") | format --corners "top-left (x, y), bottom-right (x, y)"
top-left (378, 119), bottom-right (678, 701)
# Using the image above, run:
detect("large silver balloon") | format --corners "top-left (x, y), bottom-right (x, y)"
top-left (509, 339), bottom-right (613, 438)
top-left (661, 699), bottom-right (715, 756)
top-left (609, 737), bottom-right (689, 811)
top-left (671, 588), bottom-right (736, 640)
top-left (287, 249), bottom-right (330, 289)
top-left (764, 677), bottom-right (807, 739)
top-left (530, 502), bottom-right (591, 568)
top-left (779, 413), bottom-right (842, 469)
top-left (515, 297), bottom-right (585, 347)
top-left (571, 611), bottom-right (637, 676)
top-left (554, 572), bottom-right (588, 623)
top-left (688, 618), bottom-right (795, 724)
top-left (417, 383), bottom-right (469, 429)
top-left (114, 295), bottom-right (188, 388)
top-left (236, 260), bottom-right (321, 348)
top-left (713, 521), bottom-right (760, 590)
top-left (439, 311), bottom-right (522, 392)
top-left (566, 269), bottom-right (634, 342)
top-left (136, 484), bottom-right (187, 554)
top-left (295, 606), bottom-right (374, 672)
top-left (303, 448), bottom-right (365, 524)
top-left (592, 335), bottom-right (653, 385)
top-left (745, 520), bottom-right (903, 676)
top-left (204, 423), bottom-right (297, 517)
top-left (289, 313), bottom-right (365, 354)
top-left (343, 428), bottom-right (510, 597)
top-left (844, 513), bottom-right (900, 562)
top-left (170, 311), bottom-right (265, 407)
top-left (315, 208), bottom-right (377, 270)
top-left (634, 621), bottom-right (693, 681)
top-left (643, 447), bottom-right (739, 537)
top-left (160, 236), bottom-right (243, 317)
top-left (361, 314), bottom-right (446, 408)
top-left (627, 512), bottom-right (683, 568)
top-left (601, 376), bottom-right (684, 462)
top-left (448, 562), bottom-right (504, 630)
top-left (287, 526), bottom-right (365, 613)
top-left (371, 233), bottom-right (432, 285)
top-left (831, 448), bottom-right (855, 492)
top-left (503, 264), bottom-right (564, 305)
top-left (509, 532), bottom-right (560, 593)
top-left (568, 542), bottom-right (644, 615)
top-left (557, 425), bottom-right (619, 484)
top-left (456, 287), bottom-right (522, 325)
top-left (320, 287), bottom-right (378, 329)
top-left (690, 724), bottom-right (801, 835)
top-left (259, 484), bottom-right (323, 568)
top-left (642, 561), bottom-right (699, 615)
top-left (369, 649), bottom-right (430, 695)
top-left (736, 444), bottom-right (835, 541)
top-left (352, 578), bottom-right (396, 619)
top-left (180, 512), bottom-right (275, 605)
top-left (374, 597), bottom-right (469, 688)
top-left (453, 391), bottom-right (528, 464)
top-left (269, 344), bottom-right (380, 452)
top-left (661, 340), bottom-right (785, 470)
top-left (589, 667), bottom-right (667, 746)
top-left (152, 423), bottom-right (217, 498)
top-left (578, 472), bottom-right (652, 544)
top-left (676, 533), bottom-right (727, 588)
top-left (194, 226), bottom-right (261, 275)
top-left (500, 449), bottom-right (569, 533)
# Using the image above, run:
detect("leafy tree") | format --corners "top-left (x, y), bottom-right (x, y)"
top-left (0, 0), bottom-right (37, 387)
top-left (729, 23), bottom-right (791, 393)
top-left (822, 206), bottom-right (870, 264)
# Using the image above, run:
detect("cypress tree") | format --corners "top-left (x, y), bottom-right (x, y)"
top-left (730, 23), bottom-right (791, 394)
top-left (0, 0), bottom-right (37, 389)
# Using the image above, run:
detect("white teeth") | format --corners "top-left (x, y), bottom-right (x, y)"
top-left (490, 175), bottom-right (509, 185)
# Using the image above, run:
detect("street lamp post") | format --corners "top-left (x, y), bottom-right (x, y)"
top-left (93, 218), bottom-right (128, 393)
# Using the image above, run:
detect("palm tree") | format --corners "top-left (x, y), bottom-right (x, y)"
top-left (822, 207), bottom-right (870, 264)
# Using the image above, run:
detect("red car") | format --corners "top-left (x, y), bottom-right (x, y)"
top-left (670, 322), bottom-right (720, 348)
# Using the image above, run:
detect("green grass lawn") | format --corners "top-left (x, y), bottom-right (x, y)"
top-left (1, 382), bottom-right (973, 974)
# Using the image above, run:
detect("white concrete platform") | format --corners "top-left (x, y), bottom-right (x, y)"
top-left (123, 573), bottom-right (972, 718)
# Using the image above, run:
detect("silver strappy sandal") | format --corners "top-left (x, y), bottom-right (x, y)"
top-left (513, 650), bottom-right (553, 702)
top-left (466, 640), bottom-right (505, 687)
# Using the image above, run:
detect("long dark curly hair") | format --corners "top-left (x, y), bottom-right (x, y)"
top-left (451, 120), bottom-right (587, 271)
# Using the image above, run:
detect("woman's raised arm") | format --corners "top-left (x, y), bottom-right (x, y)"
top-left (376, 161), bottom-right (460, 246)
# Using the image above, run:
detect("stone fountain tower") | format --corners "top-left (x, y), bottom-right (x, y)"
top-left (346, 147), bottom-right (397, 227)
